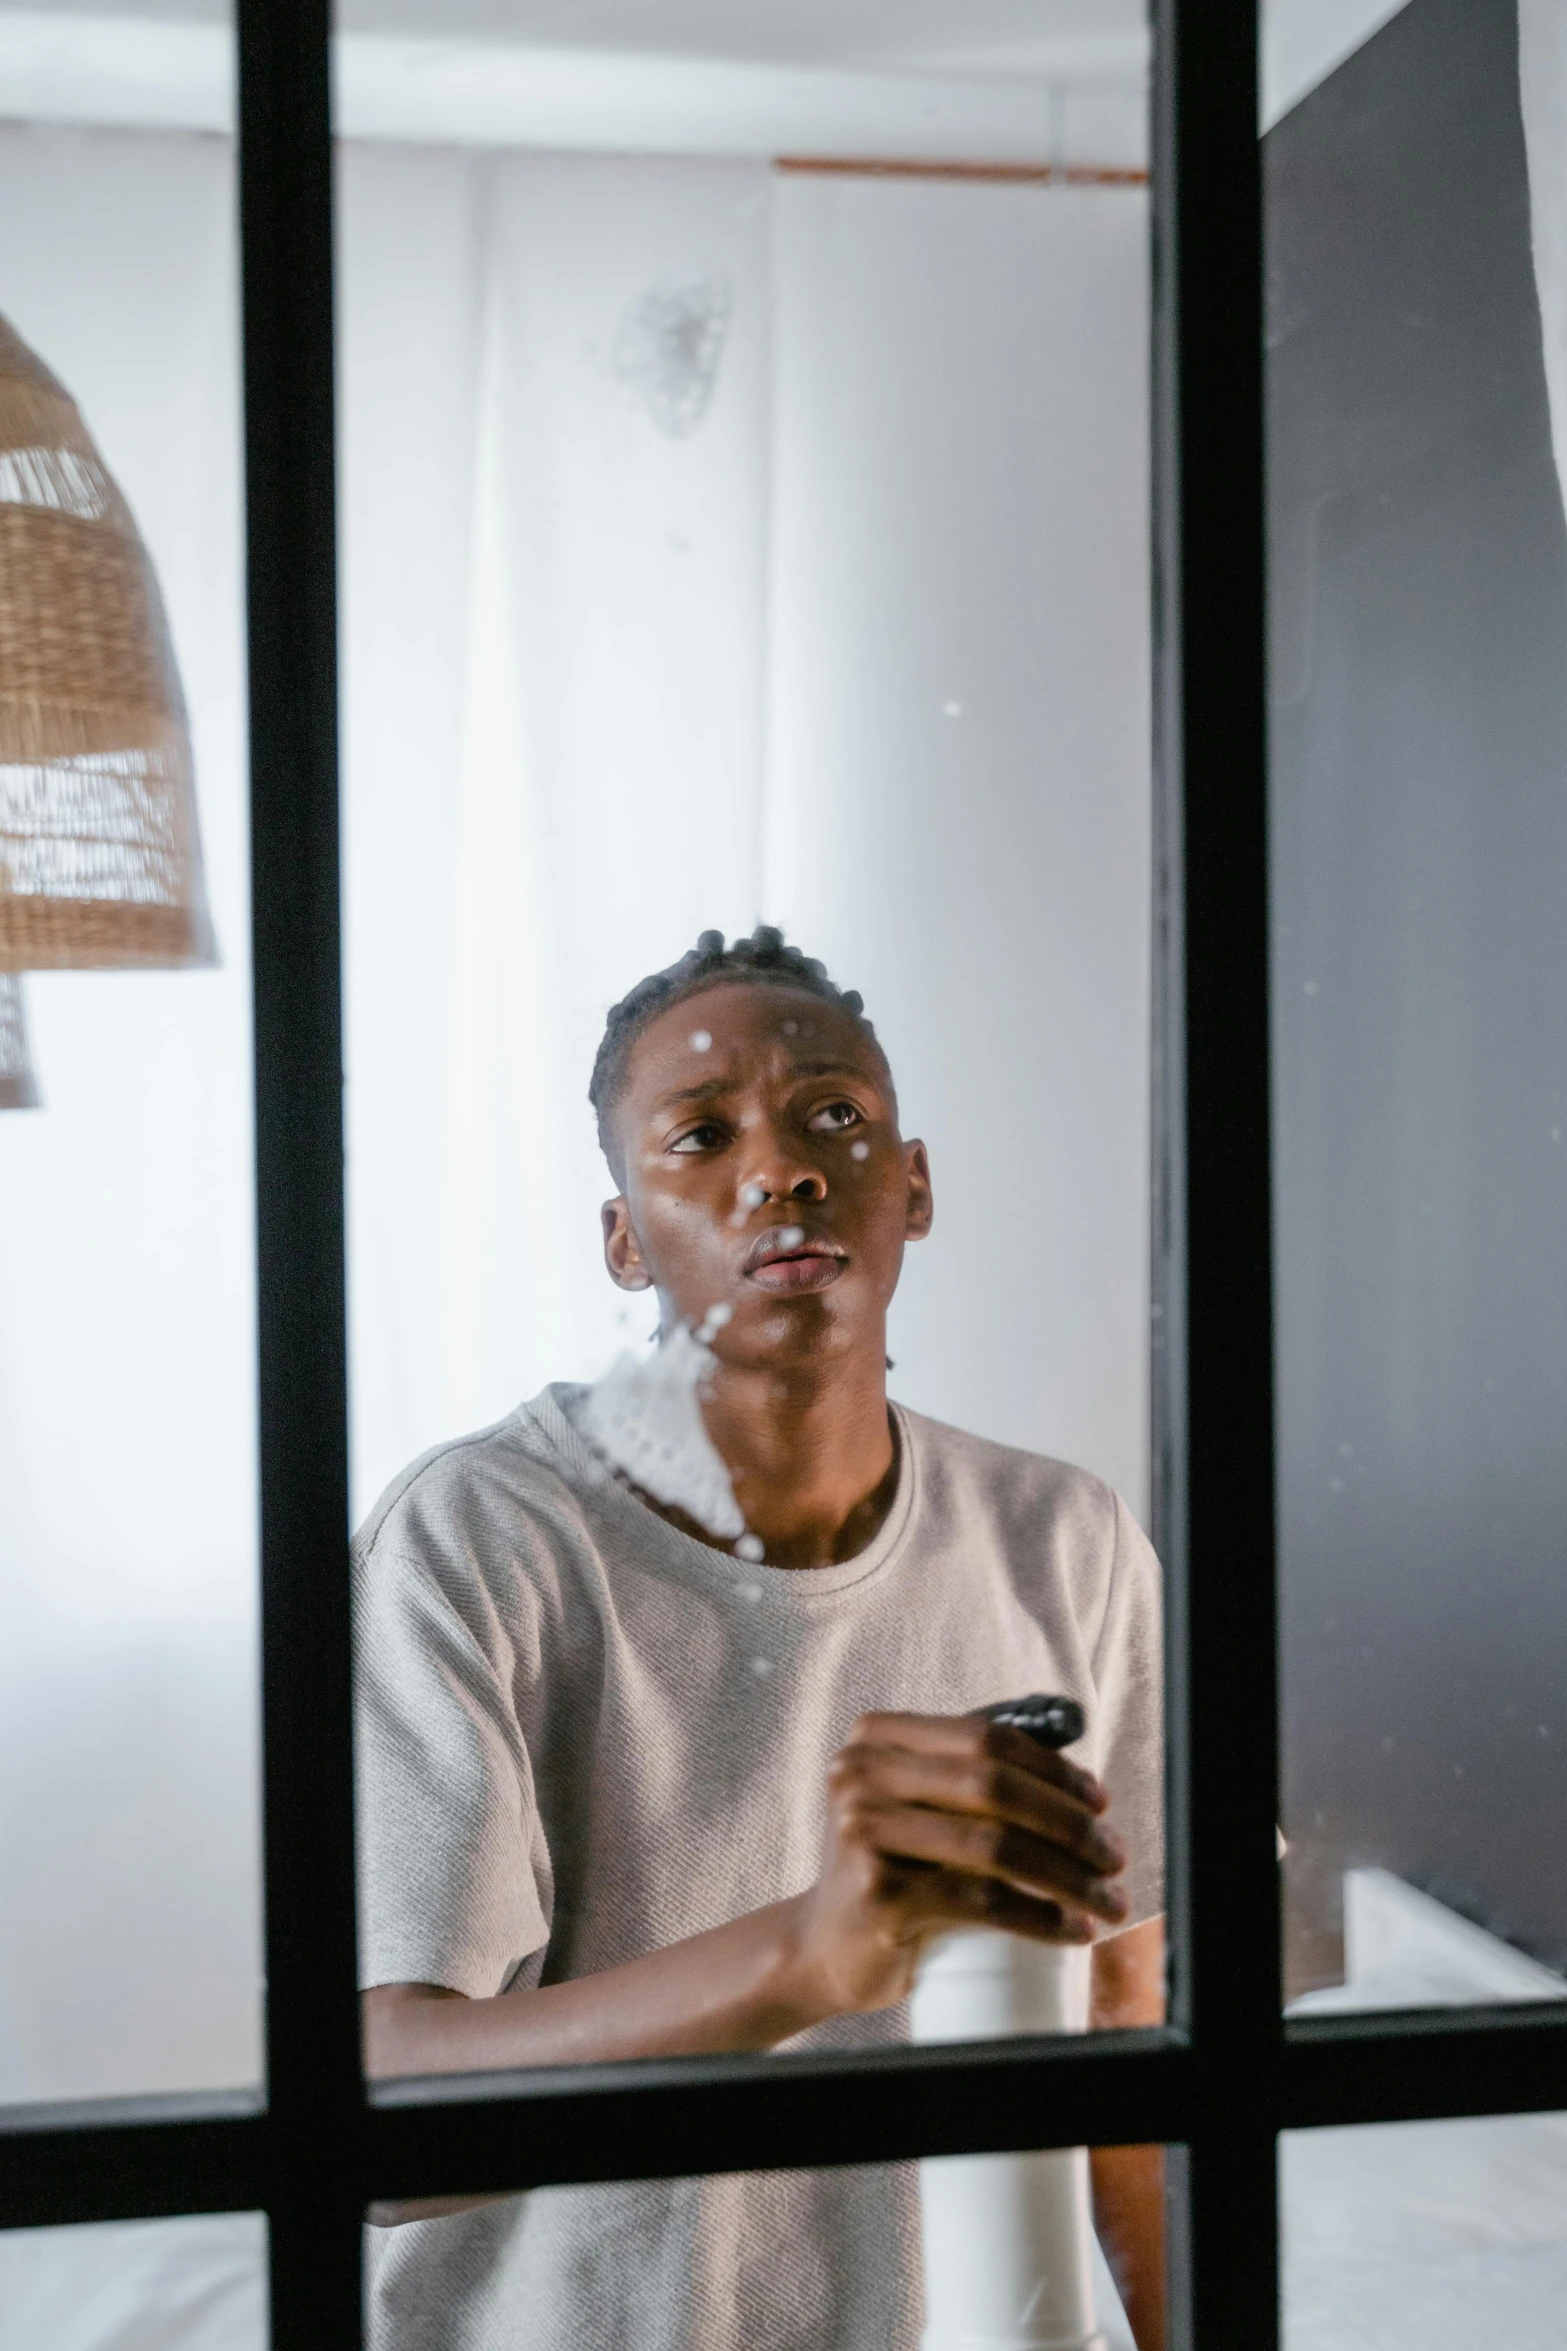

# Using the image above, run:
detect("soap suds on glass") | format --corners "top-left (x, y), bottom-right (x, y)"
top-left (611, 264), bottom-right (732, 440)
top-left (576, 1320), bottom-right (745, 1539)
top-left (575, 1301), bottom-right (783, 1589)
top-left (731, 1180), bottom-right (766, 1228)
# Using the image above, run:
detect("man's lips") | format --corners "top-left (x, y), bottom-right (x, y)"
top-left (744, 1224), bottom-right (847, 1293)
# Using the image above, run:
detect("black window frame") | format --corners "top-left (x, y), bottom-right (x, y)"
top-left (4, 2), bottom-right (1567, 2344)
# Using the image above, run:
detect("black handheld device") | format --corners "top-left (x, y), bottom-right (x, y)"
top-left (979, 1693), bottom-right (1085, 1751)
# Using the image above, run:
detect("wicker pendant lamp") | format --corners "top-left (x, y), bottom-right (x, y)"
top-left (0, 311), bottom-right (214, 971)
top-left (0, 973), bottom-right (38, 1108)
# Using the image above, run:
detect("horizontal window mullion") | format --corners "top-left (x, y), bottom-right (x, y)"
top-left (364, 2034), bottom-right (1194, 2201)
top-left (10, 2006), bottom-right (1567, 2230)
top-left (0, 2038), bottom-right (1192, 2230)
top-left (1284, 2003), bottom-right (1567, 2132)
top-left (0, 2104), bottom-right (268, 2233)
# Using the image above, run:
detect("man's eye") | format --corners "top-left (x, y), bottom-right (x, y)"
top-left (669, 1122), bottom-right (726, 1154)
top-left (807, 1100), bottom-right (863, 1133)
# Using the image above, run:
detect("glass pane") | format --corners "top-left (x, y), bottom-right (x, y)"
top-left (0, 6), bottom-right (261, 2099)
top-left (1267, 0), bottom-right (1567, 2004)
top-left (365, 2146), bottom-right (1168, 2351)
top-left (0, 2214), bottom-right (268, 2351)
top-left (1283, 2111), bottom-right (1567, 2350)
top-left (338, 0), bottom-right (1165, 2150)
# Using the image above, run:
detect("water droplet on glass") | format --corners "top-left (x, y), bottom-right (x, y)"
top-left (1329, 1476), bottom-right (1345, 1493)
top-left (735, 1533), bottom-right (764, 1562)
top-left (737, 1582), bottom-right (763, 1603)
top-left (781, 1020), bottom-right (798, 1037)
top-left (850, 1140), bottom-right (870, 1161)
top-left (750, 1657), bottom-right (774, 1677)
top-left (740, 1183), bottom-right (765, 1209)
top-left (690, 1029), bottom-right (712, 1052)
top-left (776, 1225), bottom-right (804, 1250)
top-left (942, 699), bottom-right (963, 718)
top-left (695, 1300), bottom-right (732, 1343)
top-left (1303, 980), bottom-right (1319, 996)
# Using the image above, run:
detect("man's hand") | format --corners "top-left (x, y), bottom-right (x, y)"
top-left (365, 1711), bottom-right (1131, 2126)
top-left (783, 1711), bottom-right (1130, 2016)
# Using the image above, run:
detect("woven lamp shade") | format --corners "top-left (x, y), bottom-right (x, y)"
top-left (0, 313), bottom-right (214, 971)
top-left (0, 973), bottom-right (38, 1108)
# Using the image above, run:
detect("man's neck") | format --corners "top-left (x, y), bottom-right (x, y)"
top-left (701, 1344), bottom-right (896, 1570)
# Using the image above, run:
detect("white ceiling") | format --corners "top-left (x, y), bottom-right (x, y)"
top-left (0, 0), bottom-right (1148, 76)
top-left (0, 2), bottom-right (1150, 161)
top-left (338, 0), bottom-right (1147, 77)
top-left (0, 0), bottom-right (1419, 148)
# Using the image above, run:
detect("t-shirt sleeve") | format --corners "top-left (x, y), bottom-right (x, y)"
top-left (354, 1533), bottom-right (552, 1998)
top-left (1090, 1492), bottom-right (1166, 1932)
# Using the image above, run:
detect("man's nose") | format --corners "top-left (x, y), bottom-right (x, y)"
top-left (745, 1144), bottom-right (828, 1204)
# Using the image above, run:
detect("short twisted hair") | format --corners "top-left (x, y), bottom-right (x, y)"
top-left (590, 925), bottom-right (881, 1163)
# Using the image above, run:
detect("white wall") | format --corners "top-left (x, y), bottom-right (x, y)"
top-left (0, 124), bottom-right (262, 2101)
top-left (766, 174), bottom-right (1151, 1503)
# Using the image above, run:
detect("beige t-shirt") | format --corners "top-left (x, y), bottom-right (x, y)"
top-left (355, 1385), bottom-right (1164, 2351)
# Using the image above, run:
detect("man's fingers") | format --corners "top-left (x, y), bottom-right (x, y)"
top-left (884, 1861), bottom-right (1096, 1946)
top-left (859, 1801), bottom-right (1130, 1925)
top-left (844, 1744), bottom-right (1126, 1878)
top-left (845, 1711), bottom-right (1108, 1813)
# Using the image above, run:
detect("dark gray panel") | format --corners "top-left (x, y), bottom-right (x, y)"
top-left (1267, 0), bottom-right (1567, 1970)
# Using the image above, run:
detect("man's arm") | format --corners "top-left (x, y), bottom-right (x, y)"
top-left (1089, 1916), bottom-right (1167, 2351)
top-left (365, 1711), bottom-right (1130, 2217)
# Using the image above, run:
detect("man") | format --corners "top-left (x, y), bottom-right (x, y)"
top-left (358, 926), bottom-right (1166, 2350)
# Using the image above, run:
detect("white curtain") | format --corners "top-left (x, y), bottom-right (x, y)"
top-left (339, 151), bottom-right (1152, 1519)
top-left (1521, 0), bottom-right (1567, 519)
top-left (338, 150), bottom-right (773, 1505)
top-left (0, 128), bottom-right (1151, 2110)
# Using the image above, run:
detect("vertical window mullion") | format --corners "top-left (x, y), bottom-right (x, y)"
top-left (1153, 3), bottom-right (1282, 2346)
top-left (237, 0), bottom-right (363, 2341)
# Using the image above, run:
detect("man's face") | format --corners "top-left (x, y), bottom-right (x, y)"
top-left (602, 983), bottom-right (932, 1372)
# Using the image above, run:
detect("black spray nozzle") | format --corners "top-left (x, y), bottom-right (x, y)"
top-left (979, 1693), bottom-right (1085, 1752)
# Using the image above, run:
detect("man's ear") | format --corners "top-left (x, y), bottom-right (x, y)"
top-left (602, 1197), bottom-right (654, 1291)
top-left (904, 1140), bottom-right (934, 1241)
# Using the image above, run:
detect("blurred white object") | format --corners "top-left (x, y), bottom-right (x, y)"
top-left (1284, 1868), bottom-right (1567, 2351)
top-left (0, 2213), bottom-right (266, 2351)
top-left (1288, 1866), bottom-right (1567, 2016)
top-left (911, 1935), bottom-right (1110, 2351)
